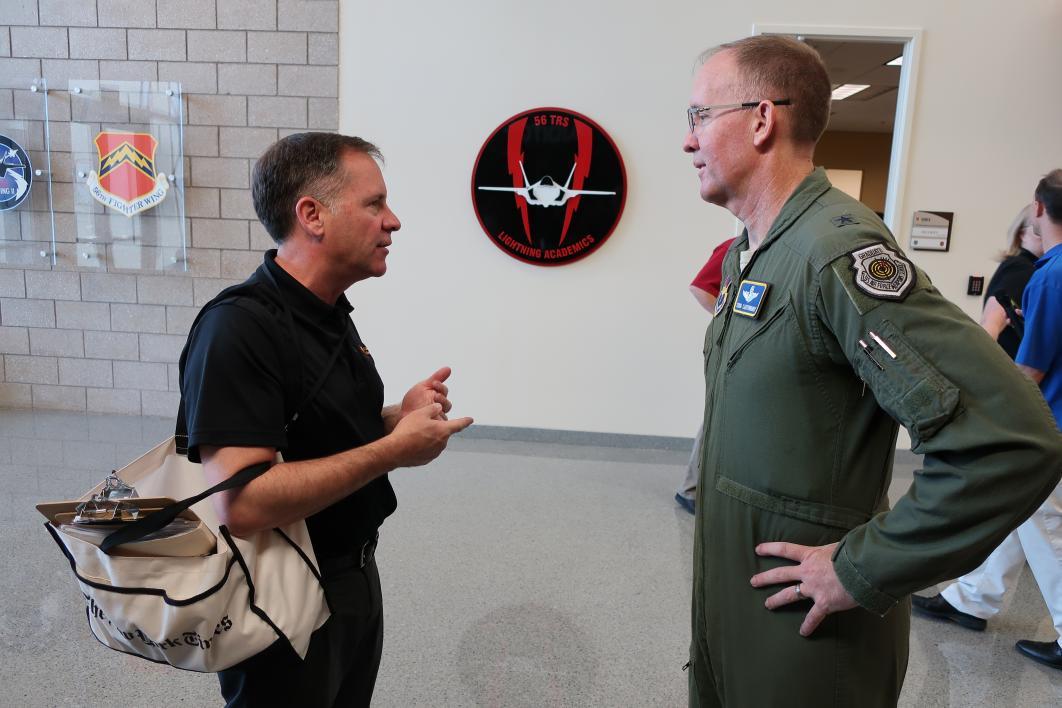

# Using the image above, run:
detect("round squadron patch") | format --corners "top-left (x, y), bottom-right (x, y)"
top-left (0, 134), bottom-right (32, 211)
top-left (471, 107), bottom-right (626, 266)
top-left (849, 244), bottom-right (914, 300)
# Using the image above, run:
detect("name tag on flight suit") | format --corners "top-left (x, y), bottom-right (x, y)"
top-left (732, 280), bottom-right (770, 318)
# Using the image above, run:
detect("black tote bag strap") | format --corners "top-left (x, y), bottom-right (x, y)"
top-left (256, 263), bottom-right (354, 431)
top-left (176, 267), bottom-right (353, 446)
top-left (175, 399), bottom-right (190, 454)
top-left (174, 314), bottom-right (349, 446)
top-left (287, 318), bottom-right (350, 431)
top-left (120, 310), bottom-right (352, 552)
top-left (99, 460), bottom-right (272, 553)
top-left (145, 263), bottom-right (356, 555)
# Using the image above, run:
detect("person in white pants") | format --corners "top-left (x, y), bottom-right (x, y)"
top-left (939, 489), bottom-right (1062, 644)
top-left (913, 171), bottom-right (1062, 670)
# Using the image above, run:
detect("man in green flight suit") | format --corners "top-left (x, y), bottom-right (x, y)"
top-left (682, 36), bottom-right (1062, 707)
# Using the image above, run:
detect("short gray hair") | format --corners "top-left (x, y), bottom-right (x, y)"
top-left (700, 36), bottom-right (832, 145)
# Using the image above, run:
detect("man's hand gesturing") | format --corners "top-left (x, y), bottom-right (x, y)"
top-left (400, 367), bottom-right (454, 419)
top-left (389, 402), bottom-right (473, 467)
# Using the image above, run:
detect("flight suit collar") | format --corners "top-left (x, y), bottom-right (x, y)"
top-left (730, 167), bottom-right (832, 265)
top-left (762, 167), bottom-right (832, 249)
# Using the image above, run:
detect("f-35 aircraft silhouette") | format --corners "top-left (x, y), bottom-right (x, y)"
top-left (478, 161), bottom-right (615, 207)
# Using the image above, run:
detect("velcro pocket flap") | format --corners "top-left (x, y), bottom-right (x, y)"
top-left (852, 319), bottom-right (961, 447)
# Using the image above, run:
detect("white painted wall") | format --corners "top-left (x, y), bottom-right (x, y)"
top-left (339, 0), bottom-right (1062, 437)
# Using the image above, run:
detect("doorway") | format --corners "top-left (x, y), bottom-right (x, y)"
top-left (752, 25), bottom-right (922, 233)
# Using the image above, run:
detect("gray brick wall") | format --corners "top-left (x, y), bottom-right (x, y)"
top-left (97, 1), bottom-right (157, 29)
top-left (39, 0), bottom-right (98, 28)
top-left (0, 0), bottom-right (339, 415)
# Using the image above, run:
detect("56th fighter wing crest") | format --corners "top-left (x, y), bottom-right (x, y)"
top-left (86, 131), bottom-right (169, 217)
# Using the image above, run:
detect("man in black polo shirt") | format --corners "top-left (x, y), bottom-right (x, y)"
top-left (180, 132), bottom-right (473, 707)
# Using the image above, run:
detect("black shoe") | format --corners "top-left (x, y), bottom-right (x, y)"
top-left (911, 594), bottom-right (987, 631)
top-left (1015, 639), bottom-right (1062, 670)
top-left (674, 493), bottom-right (695, 515)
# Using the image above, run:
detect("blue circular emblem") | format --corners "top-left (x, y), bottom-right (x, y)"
top-left (0, 134), bottom-right (33, 212)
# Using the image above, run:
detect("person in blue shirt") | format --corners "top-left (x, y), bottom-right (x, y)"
top-left (913, 169), bottom-right (1062, 670)
top-left (1017, 171), bottom-right (1062, 424)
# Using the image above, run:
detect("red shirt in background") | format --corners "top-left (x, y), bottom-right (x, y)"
top-left (690, 237), bottom-right (736, 297)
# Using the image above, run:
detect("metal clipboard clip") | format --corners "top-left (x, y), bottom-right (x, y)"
top-left (72, 472), bottom-right (142, 524)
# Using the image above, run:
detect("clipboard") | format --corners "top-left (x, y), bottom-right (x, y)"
top-left (37, 497), bottom-right (181, 526)
top-left (38, 498), bottom-right (217, 557)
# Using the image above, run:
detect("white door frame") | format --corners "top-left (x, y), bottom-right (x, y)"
top-left (752, 24), bottom-right (923, 235)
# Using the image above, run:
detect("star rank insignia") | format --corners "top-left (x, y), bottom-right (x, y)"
top-left (831, 213), bottom-right (859, 227)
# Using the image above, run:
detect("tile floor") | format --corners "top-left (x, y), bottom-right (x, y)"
top-left (1, 410), bottom-right (1058, 707)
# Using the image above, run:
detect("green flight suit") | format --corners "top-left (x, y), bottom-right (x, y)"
top-left (689, 168), bottom-right (1062, 707)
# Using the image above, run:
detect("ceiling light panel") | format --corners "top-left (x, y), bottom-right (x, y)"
top-left (831, 84), bottom-right (870, 101)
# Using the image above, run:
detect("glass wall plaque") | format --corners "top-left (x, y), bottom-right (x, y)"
top-left (0, 77), bottom-right (57, 269)
top-left (66, 80), bottom-right (187, 271)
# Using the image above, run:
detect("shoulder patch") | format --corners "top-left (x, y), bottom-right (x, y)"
top-left (830, 213), bottom-right (860, 227)
top-left (849, 244), bottom-right (914, 301)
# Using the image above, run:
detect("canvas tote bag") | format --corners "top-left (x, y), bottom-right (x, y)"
top-left (44, 436), bottom-right (331, 672)
top-left (43, 281), bottom-right (357, 672)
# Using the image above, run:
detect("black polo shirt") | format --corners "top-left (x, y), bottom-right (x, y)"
top-left (179, 250), bottom-right (397, 557)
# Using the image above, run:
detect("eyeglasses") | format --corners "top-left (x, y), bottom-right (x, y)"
top-left (687, 99), bottom-right (791, 132)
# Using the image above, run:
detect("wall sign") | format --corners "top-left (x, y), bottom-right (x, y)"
top-left (0, 134), bottom-right (33, 212)
top-left (87, 131), bottom-right (169, 217)
top-left (910, 210), bottom-right (953, 251)
top-left (471, 107), bottom-right (626, 266)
